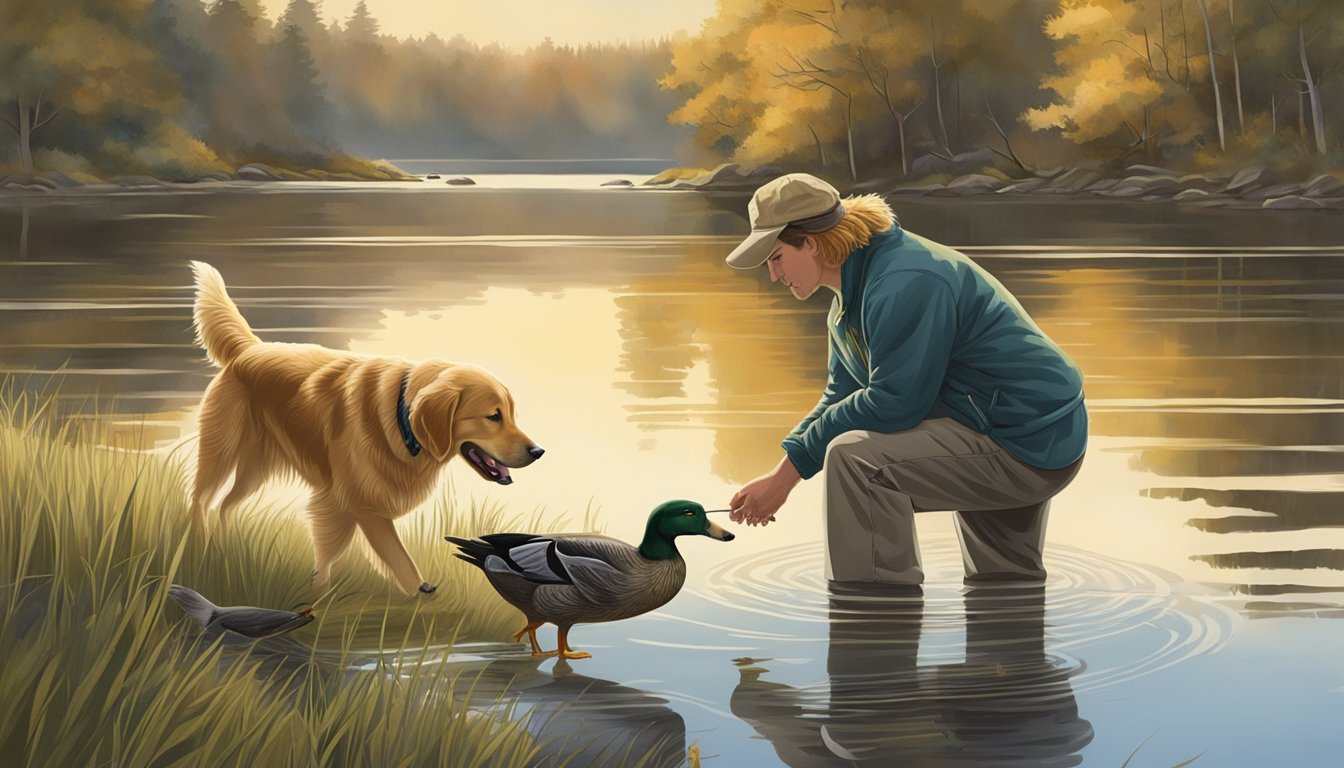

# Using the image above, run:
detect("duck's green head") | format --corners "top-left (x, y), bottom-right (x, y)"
top-left (639, 500), bottom-right (734, 560)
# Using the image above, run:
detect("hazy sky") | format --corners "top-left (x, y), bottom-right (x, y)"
top-left (259, 0), bottom-right (718, 49)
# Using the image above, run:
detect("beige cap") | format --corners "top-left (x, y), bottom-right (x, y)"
top-left (726, 173), bottom-right (844, 269)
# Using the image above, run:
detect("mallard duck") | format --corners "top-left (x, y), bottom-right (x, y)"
top-left (446, 500), bottom-right (733, 659)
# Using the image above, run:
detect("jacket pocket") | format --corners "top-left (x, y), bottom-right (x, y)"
top-left (961, 388), bottom-right (1001, 431)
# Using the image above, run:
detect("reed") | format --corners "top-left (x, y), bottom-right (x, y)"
top-left (0, 385), bottom-right (595, 767)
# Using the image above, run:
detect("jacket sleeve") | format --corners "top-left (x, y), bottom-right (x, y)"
top-left (782, 272), bottom-right (956, 478)
top-left (782, 338), bottom-right (861, 476)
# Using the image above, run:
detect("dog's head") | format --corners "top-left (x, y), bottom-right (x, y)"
top-left (409, 363), bottom-right (542, 484)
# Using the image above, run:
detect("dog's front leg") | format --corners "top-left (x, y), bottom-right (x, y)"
top-left (357, 516), bottom-right (434, 595)
top-left (310, 500), bottom-right (358, 586)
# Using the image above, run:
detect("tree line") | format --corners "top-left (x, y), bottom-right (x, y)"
top-left (663, 0), bottom-right (1344, 179)
top-left (3, 0), bottom-right (1340, 181)
top-left (0, 0), bottom-right (685, 178)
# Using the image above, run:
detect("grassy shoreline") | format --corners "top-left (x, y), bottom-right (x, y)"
top-left (0, 388), bottom-right (592, 766)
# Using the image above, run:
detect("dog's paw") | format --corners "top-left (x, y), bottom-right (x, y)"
top-left (418, 582), bottom-right (437, 595)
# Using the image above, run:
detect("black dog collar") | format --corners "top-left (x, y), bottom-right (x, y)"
top-left (396, 374), bottom-right (422, 457)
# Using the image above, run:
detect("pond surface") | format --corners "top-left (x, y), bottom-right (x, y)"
top-left (1, 180), bottom-right (1342, 766)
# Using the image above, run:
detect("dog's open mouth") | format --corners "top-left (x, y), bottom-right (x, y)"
top-left (462, 443), bottom-right (512, 485)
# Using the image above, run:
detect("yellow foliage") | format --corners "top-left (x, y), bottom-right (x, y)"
top-left (1044, 3), bottom-right (1116, 41)
top-left (134, 125), bottom-right (228, 177)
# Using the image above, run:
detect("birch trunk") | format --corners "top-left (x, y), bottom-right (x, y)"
top-left (844, 96), bottom-right (857, 181)
top-left (1194, 0), bottom-right (1224, 151)
top-left (1299, 24), bottom-right (1327, 154)
top-left (1228, 0), bottom-right (1244, 133)
top-left (17, 99), bottom-right (34, 172)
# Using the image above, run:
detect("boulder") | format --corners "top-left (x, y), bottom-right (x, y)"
top-left (110, 175), bottom-right (170, 186)
top-left (940, 173), bottom-right (1005, 194)
top-left (687, 163), bottom-right (780, 189)
top-left (1263, 195), bottom-right (1324, 210)
top-left (1041, 168), bottom-right (1101, 193)
top-left (1125, 164), bottom-right (1179, 179)
top-left (425, 173), bottom-right (441, 179)
top-left (997, 177), bottom-right (1048, 194)
top-left (236, 164), bottom-right (282, 181)
top-left (1177, 173), bottom-right (1226, 191)
top-left (1173, 189), bottom-right (1212, 201)
top-left (1303, 174), bottom-right (1344, 198)
top-left (1098, 183), bottom-right (1146, 198)
top-left (1244, 182), bottom-right (1306, 202)
top-left (1083, 178), bottom-right (1120, 193)
top-left (1119, 174), bottom-right (1184, 194)
top-left (889, 182), bottom-right (947, 195)
top-left (1222, 165), bottom-right (1271, 194)
top-left (444, 176), bottom-right (476, 185)
top-left (601, 179), bottom-right (634, 187)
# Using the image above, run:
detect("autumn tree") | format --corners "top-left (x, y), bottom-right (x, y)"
top-left (0, 1), bottom-right (180, 172)
top-left (1026, 0), bottom-right (1211, 164)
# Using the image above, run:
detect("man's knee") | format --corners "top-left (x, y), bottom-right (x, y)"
top-left (823, 430), bottom-right (872, 469)
top-left (823, 431), bottom-right (883, 485)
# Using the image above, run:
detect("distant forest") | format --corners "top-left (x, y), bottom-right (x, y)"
top-left (2, 0), bottom-right (1342, 180)
top-left (0, 0), bottom-right (688, 178)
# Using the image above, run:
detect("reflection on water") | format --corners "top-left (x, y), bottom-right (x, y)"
top-left (731, 586), bottom-right (1093, 767)
top-left (461, 657), bottom-right (686, 768)
top-left (690, 539), bottom-right (1237, 695)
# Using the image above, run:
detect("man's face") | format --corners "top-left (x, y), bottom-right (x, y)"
top-left (766, 237), bottom-right (824, 300)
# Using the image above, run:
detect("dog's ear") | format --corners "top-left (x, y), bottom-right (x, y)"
top-left (410, 377), bottom-right (461, 462)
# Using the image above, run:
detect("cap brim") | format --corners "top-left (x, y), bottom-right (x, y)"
top-left (726, 224), bottom-right (787, 269)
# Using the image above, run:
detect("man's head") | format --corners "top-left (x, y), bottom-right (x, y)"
top-left (726, 173), bottom-right (844, 270)
top-left (727, 174), bottom-right (896, 300)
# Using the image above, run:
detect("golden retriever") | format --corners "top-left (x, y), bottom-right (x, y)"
top-left (188, 261), bottom-right (543, 594)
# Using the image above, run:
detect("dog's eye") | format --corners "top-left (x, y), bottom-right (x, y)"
top-left (486, 409), bottom-right (502, 422)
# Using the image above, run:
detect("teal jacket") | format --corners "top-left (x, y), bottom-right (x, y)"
top-left (781, 225), bottom-right (1087, 479)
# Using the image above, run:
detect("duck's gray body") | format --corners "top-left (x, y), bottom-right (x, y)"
top-left (448, 533), bottom-right (687, 627)
top-left (168, 585), bottom-right (314, 639)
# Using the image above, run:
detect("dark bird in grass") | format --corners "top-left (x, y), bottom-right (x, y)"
top-left (446, 499), bottom-right (734, 660)
top-left (168, 585), bottom-right (315, 639)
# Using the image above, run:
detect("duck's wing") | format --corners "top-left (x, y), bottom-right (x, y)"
top-left (474, 533), bottom-right (630, 589)
top-left (549, 535), bottom-right (647, 603)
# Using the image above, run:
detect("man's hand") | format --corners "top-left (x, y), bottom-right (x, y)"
top-left (730, 456), bottom-right (802, 527)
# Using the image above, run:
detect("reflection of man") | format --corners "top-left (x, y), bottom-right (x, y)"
top-left (731, 586), bottom-right (1094, 766)
top-left (726, 174), bottom-right (1087, 588)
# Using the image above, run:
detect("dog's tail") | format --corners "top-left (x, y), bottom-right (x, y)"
top-left (191, 261), bottom-right (260, 368)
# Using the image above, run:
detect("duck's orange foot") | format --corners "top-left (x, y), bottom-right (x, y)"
top-left (555, 626), bottom-right (589, 660)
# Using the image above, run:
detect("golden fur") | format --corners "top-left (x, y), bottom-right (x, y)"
top-left (779, 193), bottom-right (895, 267)
top-left (188, 261), bottom-right (541, 594)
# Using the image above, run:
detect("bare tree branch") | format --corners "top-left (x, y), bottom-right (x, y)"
top-left (984, 100), bottom-right (1028, 173)
top-left (33, 107), bottom-right (59, 132)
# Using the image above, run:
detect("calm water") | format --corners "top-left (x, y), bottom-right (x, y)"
top-left (2, 180), bottom-right (1342, 766)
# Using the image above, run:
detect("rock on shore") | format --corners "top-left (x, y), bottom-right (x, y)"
top-left (638, 157), bottom-right (1344, 210)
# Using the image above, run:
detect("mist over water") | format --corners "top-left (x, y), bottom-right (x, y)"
top-left (1, 181), bottom-right (1341, 766)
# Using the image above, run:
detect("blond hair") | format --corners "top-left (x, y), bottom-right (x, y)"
top-left (778, 194), bottom-right (895, 267)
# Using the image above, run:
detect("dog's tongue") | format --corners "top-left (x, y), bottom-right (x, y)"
top-left (470, 446), bottom-right (513, 484)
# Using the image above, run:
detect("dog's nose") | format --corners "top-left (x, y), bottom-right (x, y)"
top-left (528, 445), bottom-right (545, 460)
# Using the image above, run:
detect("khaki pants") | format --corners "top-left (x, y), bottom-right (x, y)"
top-left (823, 418), bottom-right (1083, 586)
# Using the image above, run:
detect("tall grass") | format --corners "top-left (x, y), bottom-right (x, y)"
top-left (0, 386), bottom-right (596, 766)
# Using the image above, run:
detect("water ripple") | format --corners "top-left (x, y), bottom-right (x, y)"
top-left (684, 539), bottom-right (1239, 695)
